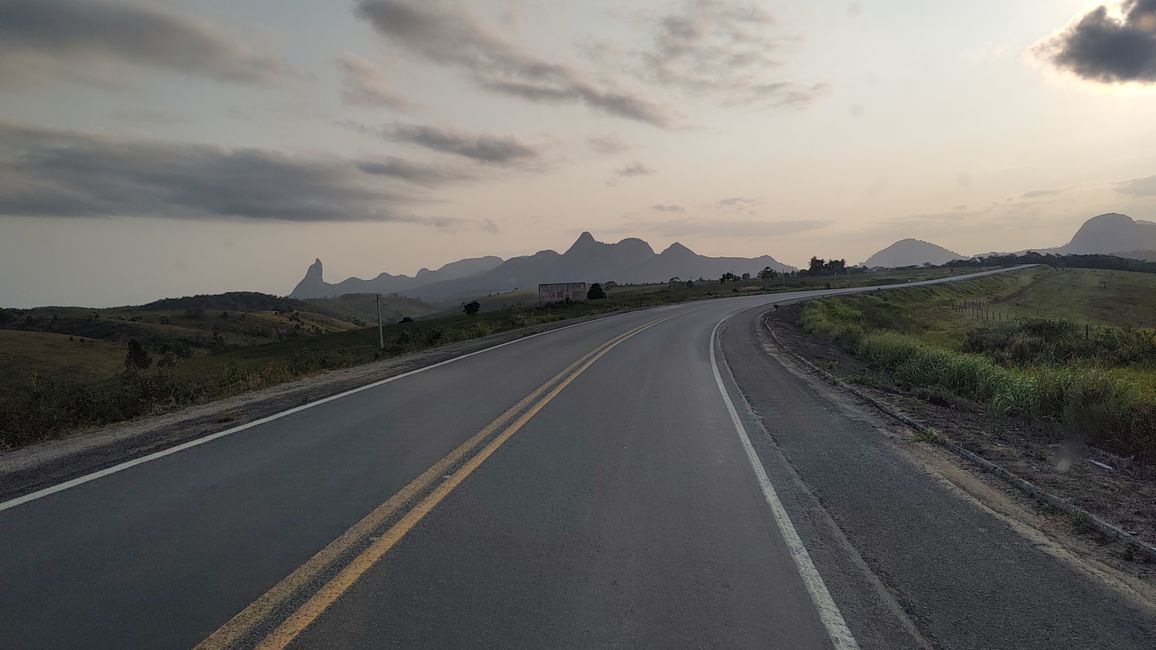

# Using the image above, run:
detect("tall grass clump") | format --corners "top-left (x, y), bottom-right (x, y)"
top-left (800, 297), bottom-right (1156, 463)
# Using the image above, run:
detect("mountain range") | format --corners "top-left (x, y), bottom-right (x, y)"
top-left (292, 213), bottom-right (1156, 300)
top-left (863, 213), bottom-right (1156, 268)
top-left (291, 232), bottom-right (793, 301)
top-left (291, 256), bottom-right (503, 300)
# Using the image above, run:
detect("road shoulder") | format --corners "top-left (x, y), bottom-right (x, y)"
top-left (721, 304), bottom-right (1156, 649)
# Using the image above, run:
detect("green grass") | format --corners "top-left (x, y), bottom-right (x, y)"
top-left (800, 267), bottom-right (1156, 462)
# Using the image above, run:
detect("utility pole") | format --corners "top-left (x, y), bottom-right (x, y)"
top-left (376, 293), bottom-right (384, 351)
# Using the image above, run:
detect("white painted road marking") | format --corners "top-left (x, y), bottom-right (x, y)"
top-left (710, 313), bottom-right (860, 650)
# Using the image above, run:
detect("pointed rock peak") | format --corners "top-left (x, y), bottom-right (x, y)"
top-left (291, 258), bottom-right (326, 297)
top-left (661, 242), bottom-right (695, 256)
top-left (305, 258), bottom-right (323, 279)
top-left (565, 231), bottom-right (602, 255)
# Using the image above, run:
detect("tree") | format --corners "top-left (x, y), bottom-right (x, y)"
top-left (587, 283), bottom-right (606, 300)
top-left (124, 339), bottom-right (151, 372)
top-left (741, 272), bottom-right (751, 281)
top-left (808, 257), bottom-right (826, 275)
top-left (463, 300), bottom-right (481, 316)
top-left (719, 271), bottom-right (740, 284)
top-left (758, 266), bottom-right (778, 281)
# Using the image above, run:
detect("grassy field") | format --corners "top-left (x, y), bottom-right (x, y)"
top-left (799, 267), bottom-right (1156, 462)
top-left (0, 265), bottom-right (989, 449)
top-left (0, 331), bottom-right (124, 384)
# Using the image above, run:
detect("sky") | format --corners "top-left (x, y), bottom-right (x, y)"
top-left (3, 0), bottom-right (1156, 307)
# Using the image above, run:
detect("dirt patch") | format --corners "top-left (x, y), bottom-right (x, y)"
top-left (766, 302), bottom-right (1156, 571)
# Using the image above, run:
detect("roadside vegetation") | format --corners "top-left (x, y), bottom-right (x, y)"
top-left (799, 267), bottom-right (1156, 463)
top-left (0, 265), bottom-right (987, 449)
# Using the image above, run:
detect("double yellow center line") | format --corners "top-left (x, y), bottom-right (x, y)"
top-left (197, 315), bottom-right (672, 650)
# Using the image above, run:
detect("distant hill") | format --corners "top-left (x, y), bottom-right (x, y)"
top-left (1116, 250), bottom-right (1156, 263)
top-left (864, 239), bottom-right (965, 268)
top-left (0, 291), bottom-right (436, 356)
top-left (1059, 213), bottom-right (1156, 255)
top-left (379, 232), bottom-right (795, 302)
top-left (291, 256), bottom-right (503, 299)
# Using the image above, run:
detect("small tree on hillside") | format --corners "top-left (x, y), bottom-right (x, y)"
top-left (463, 300), bottom-right (481, 316)
top-left (587, 283), bottom-right (606, 300)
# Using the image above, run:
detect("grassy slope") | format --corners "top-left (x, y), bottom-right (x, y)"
top-left (800, 267), bottom-right (1156, 460)
top-left (0, 331), bottom-right (124, 384)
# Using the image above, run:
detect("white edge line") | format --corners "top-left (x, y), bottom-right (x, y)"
top-left (0, 315), bottom-right (611, 513)
top-left (710, 312), bottom-right (860, 650)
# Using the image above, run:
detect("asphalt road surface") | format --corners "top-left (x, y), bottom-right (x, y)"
top-left (2, 267), bottom-right (1153, 649)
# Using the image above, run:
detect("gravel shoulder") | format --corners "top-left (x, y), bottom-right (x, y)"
top-left (764, 302), bottom-right (1156, 582)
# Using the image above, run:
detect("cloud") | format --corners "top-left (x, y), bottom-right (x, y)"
top-left (354, 157), bottom-right (477, 187)
top-left (617, 163), bottom-right (655, 177)
top-left (638, 0), bottom-right (828, 107)
top-left (355, 0), bottom-right (670, 126)
top-left (0, 121), bottom-right (458, 225)
top-left (610, 217), bottom-right (832, 238)
top-left (588, 134), bottom-right (630, 155)
top-left (651, 204), bottom-right (686, 213)
top-left (1021, 188), bottom-right (1063, 198)
top-left (0, 0), bottom-right (288, 87)
top-left (337, 54), bottom-right (409, 109)
top-left (1116, 174), bottom-right (1156, 195)
top-left (387, 122), bottom-right (542, 166)
top-left (1036, 0), bottom-right (1156, 84)
top-left (718, 196), bottom-right (758, 213)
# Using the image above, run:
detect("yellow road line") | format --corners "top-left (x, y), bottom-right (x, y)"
top-left (253, 316), bottom-right (667, 650)
top-left (196, 317), bottom-right (668, 650)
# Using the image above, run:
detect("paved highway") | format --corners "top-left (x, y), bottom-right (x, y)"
top-left (2, 268), bottom-right (1153, 648)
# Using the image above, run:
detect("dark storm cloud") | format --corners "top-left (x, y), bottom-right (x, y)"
top-left (640, 0), bottom-right (828, 107)
top-left (0, 122), bottom-right (457, 224)
top-left (0, 0), bottom-right (288, 86)
top-left (1037, 0), bottom-right (1156, 83)
top-left (616, 163), bottom-right (655, 177)
top-left (355, 0), bottom-right (670, 126)
top-left (337, 54), bottom-right (409, 109)
top-left (1116, 174), bottom-right (1156, 195)
top-left (387, 122), bottom-right (542, 166)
